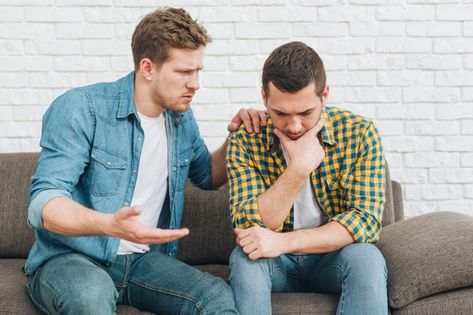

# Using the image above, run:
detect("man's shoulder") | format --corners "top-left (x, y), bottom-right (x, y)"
top-left (228, 121), bottom-right (271, 148)
top-left (325, 106), bottom-right (376, 139)
top-left (325, 106), bottom-right (373, 127)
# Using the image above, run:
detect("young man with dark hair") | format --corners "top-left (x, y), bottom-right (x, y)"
top-left (227, 41), bottom-right (388, 315)
top-left (25, 7), bottom-right (264, 314)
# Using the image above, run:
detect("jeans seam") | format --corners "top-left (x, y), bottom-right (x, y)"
top-left (26, 281), bottom-right (51, 315)
top-left (129, 278), bottom-right (204, 313)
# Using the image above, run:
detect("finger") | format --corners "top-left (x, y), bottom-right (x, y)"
top-left (238, 235), bottom-right (253, 247)
top-left (238, 109), bottom-right (253, 133)
top-left (227, 118), bottom-right (240, 132)
top-left (117, 206), bottom-right (141, 220)
top-left (234, 227), bottom-right (251, 240)
top-left (248, 109), bottom-right (261, 133)
top-left (248, 249), bottom-right (261, 260)
top-left (257, 110), bottom-right (267, 126)
top-left (140, 228), bottom-right (190, 244)
top-left (242, 242), bottom-right (258, 255)
top-left (273, 128), bottom-right (290, 146)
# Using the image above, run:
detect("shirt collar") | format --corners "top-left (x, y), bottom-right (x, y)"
top-left (117, 72), bottom-right (138, 119)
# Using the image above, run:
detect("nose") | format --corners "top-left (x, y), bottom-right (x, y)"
top-left (186, 73), bottom-right (200, 91)
top-left (286, 116), bottom-right (302, 134)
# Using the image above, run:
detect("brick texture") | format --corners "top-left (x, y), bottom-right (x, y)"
top-left (1, 1), bottom-right (472, 217)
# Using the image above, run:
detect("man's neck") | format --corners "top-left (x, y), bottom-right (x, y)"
top-left (134, 76), bottom-right (164, 118)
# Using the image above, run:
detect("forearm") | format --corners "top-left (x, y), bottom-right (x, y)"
top-left (42, 197), bottom-right (110, 236)
top-left (210, 139), bottom-right (228, 189)
top-left (282, 221), bottom-right (354, 254)
top-left (258, 165), bottom-right (309, 230)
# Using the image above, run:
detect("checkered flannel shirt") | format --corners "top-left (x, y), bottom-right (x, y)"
top-left (226, 106), bottom-right (386, 243)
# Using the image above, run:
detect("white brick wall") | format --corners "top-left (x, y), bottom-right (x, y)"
top-left (1, 0), bottom-right (472, 218)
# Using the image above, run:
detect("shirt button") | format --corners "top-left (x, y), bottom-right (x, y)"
top-left (172, 166), bottom-right (177, 171)
top-left (124, 202), bottom-right (129, 206)
top-left (107, 162), bottom-right (111, 166)
top-left (138, 137), bottom-right (142, 141)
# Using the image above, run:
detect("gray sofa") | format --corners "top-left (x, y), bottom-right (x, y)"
top-left (1, 152), bottom-right (472, 314)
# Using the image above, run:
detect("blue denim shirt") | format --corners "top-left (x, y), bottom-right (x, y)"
top-left (25, 72), bottom-right (213, 276)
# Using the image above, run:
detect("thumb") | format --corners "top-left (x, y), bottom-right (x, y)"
top-left (227, 121), bottom-right (239, 132)
top-left (274, 128), bottom-right (290, 145)
top-left (120, 206), bottom-right (141, 218)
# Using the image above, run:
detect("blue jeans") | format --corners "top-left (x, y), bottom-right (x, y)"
top-left (26, 251), bottom-right (238, 315)
top-left (229, 243), bottom-right (387, 315)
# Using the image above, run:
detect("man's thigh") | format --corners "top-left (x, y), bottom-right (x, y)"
top-left (26, 252), bottom-right (117, 315)
top-left (125, 251), bottom-right (236, 315)
top-left (304, 243), bottom-right (386, 294)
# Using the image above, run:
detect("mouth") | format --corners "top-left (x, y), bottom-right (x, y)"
top-left (287, 134), bottom-right (302, 140)
top-left (182, 94), bottom-right (194, 102)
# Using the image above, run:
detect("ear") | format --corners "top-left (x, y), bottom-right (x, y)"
top-left (139, 58), bottom-right (154, 81)
top-left (261, 87), bottom-right (268, 108)
top-left (321, 85), bottom-right (330, 107)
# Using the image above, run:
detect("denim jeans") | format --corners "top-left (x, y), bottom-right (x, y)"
top-left (229, 243), bottom-right (388, 315)
top-left (26, 251), bottom-right (238, 315)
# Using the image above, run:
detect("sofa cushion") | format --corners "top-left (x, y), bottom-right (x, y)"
top-left (376, 211), bottom-right (473, 309)
top-left (392, 285), bottom-right (473, 315)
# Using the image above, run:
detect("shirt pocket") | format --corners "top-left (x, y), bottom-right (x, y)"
top-left (176, 150), bottom-right (194, 191)
top-left (85, 147), bottom-right (127, 196)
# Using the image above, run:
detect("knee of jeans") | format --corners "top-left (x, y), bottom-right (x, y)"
top-left (341, 244), bottom-right (387, 286)
top-left (62, 285), bottom-right (117, 314)
top-left (229, 246), bottom-right (270, 270)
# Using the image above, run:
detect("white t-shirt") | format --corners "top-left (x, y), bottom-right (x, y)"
top-left (282, 147), bottom-right (327, 230)
top-left (117, 112), bottom-right (168, 255)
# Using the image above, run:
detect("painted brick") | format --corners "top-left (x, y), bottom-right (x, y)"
top-left (406, 22), bottom-right (461, 37)
top-left (435, 136), bottom-right (473, 151)
top-left (403, 87), bottom-right (460, 103)
top-left (436, 5), bottom-right (473, 20)
top-left (430, 168), bottom-right (473, 183)
top-left (376, 103), bottom-right (435, 120)
top-left (404, 152), bottom-right (460, 167)
top-left (405, 121), bottom-right (460, 135)
top-left (377, 70), bottom-right (434, 86)
top-left (406, 54), bottom-right (461, 70)
top-left (437, 104), bottom-right (473, 120)
top-left (1, 2), bottom-right (473, 217)
top-left (462, 120), bottom-right (473, 134)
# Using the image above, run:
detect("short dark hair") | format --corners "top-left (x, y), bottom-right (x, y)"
top-left (131, 7), bottom-right (212, 71)
top-left (262, 41), bottom-right (326, 98)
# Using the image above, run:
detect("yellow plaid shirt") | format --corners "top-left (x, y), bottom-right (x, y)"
top-left (226, 106), bottom-right (385, 243)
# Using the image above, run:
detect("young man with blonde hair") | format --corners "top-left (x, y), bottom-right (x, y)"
top-left (25, 8), bottom-right (262, 314)
top-left (227, 42), bottom-right (388, 315)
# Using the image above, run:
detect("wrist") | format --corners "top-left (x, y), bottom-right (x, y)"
top-left (286, 163), bottom-right (312, 178)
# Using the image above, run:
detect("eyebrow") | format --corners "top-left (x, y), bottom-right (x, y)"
top-left (177, 65), bottom-right (204, 71)
top-left (273, 108), bottom-right (315, 115)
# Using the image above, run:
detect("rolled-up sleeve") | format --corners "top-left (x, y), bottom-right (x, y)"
top-left (329, 122), bottom-right (385, 243)
top-left (226, 131), bottom-right (266, 229)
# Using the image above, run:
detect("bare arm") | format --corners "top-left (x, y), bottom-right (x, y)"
top-left (235, 221), bottom-right (353, 260)
top-left (42, 197), bottom-right (189, 244)
top-left (258, 120), bottom-right (325, 230)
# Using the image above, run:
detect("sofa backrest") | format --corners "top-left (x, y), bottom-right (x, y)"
top-left (0, 153), bottom-right (403, 263)
top-left (0, 153), bottom-right (37, 259)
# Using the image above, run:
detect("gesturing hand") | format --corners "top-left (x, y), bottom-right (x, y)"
top-left (227, 108), bottom-right (267, 133)
top-left (235, 226), bottom-right (286, 260)
top-left (109, 206), bottom-right (189, 244)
